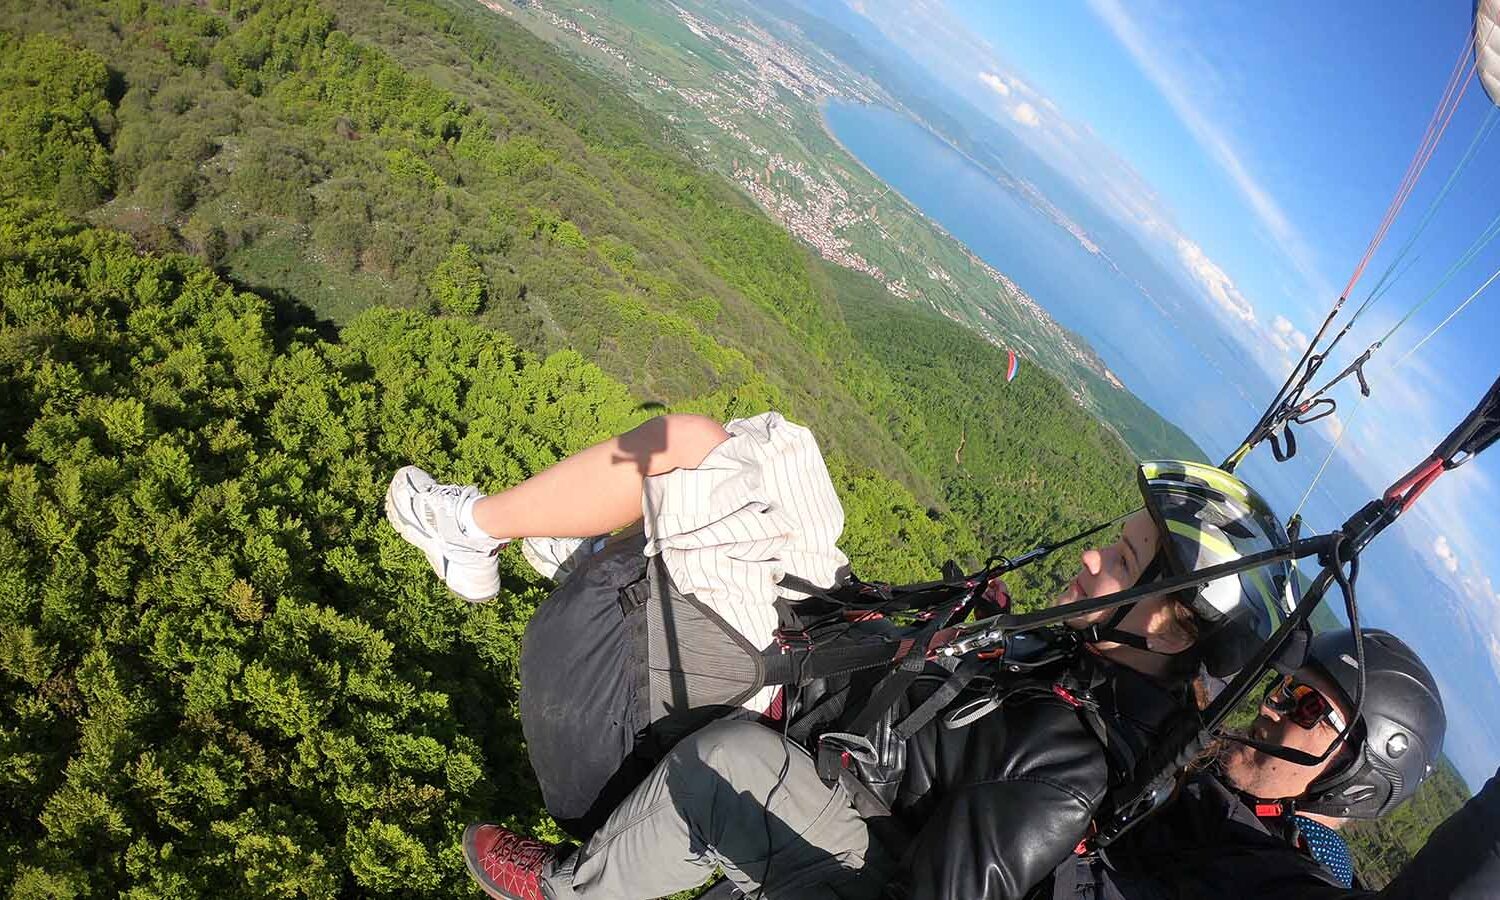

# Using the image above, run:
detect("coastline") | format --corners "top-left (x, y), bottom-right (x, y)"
top-left (814, 98), bottom-right (1112, 377)
top-left (815, 98), bottom-right (1210, 463)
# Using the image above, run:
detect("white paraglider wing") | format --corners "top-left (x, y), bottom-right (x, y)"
top-left (1480, 0), bottom-right (1500, 106)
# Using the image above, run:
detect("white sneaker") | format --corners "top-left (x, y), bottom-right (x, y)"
top-left (521, 536), bottom-right (606, 584)
top-left (385, 466), bottom-right (508, 602)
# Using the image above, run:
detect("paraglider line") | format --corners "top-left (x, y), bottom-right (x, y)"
top-left (1342, 26), bottom-right (1481, 300)
top-left (1292, 259), bottom-right (1500, 520)
top-left (1394, 261), bottom-right (1500, 367)
top-left (1355, 107), bottom-right (1499, 320)
top-left (1374, 205), bottom-right (1500, 346)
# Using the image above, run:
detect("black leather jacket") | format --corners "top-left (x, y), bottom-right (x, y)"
top-left (835, 653), bottom-right (1189, 900)
top-left (1049, 766), bottom-right (1500, 900)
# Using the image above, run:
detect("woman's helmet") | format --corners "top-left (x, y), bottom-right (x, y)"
top-left (1298, 628), bottom-right (1446, 819)
top-left (1138, 460), bottom-right (1299, 677)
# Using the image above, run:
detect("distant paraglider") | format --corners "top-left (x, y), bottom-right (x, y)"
top-left (1005, 348), bottom-right (1020, 383)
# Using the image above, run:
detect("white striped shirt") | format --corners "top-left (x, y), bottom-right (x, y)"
top-left (641, 412), bottom-right (848, 712)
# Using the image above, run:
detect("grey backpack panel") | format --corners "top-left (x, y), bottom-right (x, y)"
top-left (520, 535), bottom-right (769, 837)
top-left (644, 553), bottom-right (766, 744)
top-left (519, 530), bottom-right (654, 838)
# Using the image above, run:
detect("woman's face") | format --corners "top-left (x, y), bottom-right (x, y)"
top-left (1051, 510), bottom-right (1195, 657)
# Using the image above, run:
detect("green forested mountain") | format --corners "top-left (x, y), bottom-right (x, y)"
top-left (1342, 759), bottom-right (1473, 889)
top-left (0, 0), bottom-right (1467, 895)
top-left (0, 0), bottom-right (1144, 592)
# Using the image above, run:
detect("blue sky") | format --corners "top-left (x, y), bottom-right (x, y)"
top-left (841, 0), bottom-right (1500, 789)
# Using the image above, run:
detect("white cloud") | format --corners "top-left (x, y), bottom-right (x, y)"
top-left (1434, 534), bottom-right (1461, 573)
top-left (1269, 314), bottom-right (1310, 357)
top-left (978, 71), bottom-right (1010, 96)
top-left (1322, 410), bottom-right (1345, 441)
top-left (1175, 237), bottom-right (1256, 322)
top-left (847, 0), bottom-right (1287, 367)
top-left (1010, 101), bottom-right (1041, 127)
top-left (1085, 0), bottom-right (1332, 303)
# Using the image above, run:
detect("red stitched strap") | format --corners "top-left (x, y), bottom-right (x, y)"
top-left (1051, 683), bottom-right (1083, 708)
top-left (1073, 821), bottom-right (1099, 856)
top-left (1383, 455), bottom-right (1444, 508)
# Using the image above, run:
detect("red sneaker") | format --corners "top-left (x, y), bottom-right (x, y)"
top-left (462, 824), bottom-right (563, 900)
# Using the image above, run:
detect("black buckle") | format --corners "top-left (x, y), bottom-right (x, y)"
top-left (773, 628), bottom-right (812, 652)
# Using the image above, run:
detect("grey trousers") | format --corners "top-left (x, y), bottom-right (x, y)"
top-left (546, 721), bottom-right (894, 900)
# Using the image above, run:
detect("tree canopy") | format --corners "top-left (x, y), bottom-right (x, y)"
top-left (0, 0), bottom-right (1469, 894)
top-left (0, 200), bottom-right (995, 897)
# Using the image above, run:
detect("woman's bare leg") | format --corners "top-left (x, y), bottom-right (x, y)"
top-left (471, 414), bottom-right (730, 540)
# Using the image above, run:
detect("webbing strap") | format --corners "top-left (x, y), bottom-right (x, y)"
top-left (812, 623), bottom-right (937, 785)
top-left (890, 656), bottom-right (986, 742)
top-left (760, 637), bottom-right (907, 685)
top-left (1076, 698), bottom-right (1136, 785)
top-left (787, 684), bottom-right (849, 745)
top-left (776, 572), bottom-right (844, 604)
top-left (1435, 375), bottom-right (1500, 463)
top-left (844, 641), bottom-right (929, 738)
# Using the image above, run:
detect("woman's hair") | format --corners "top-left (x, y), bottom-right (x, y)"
top-left (1126, 547), bottom-right (1204, 681)
top-left (1133, 548), bottom-right (1201, 640)
top-left (1162, 594), bottom-right (1202, 647)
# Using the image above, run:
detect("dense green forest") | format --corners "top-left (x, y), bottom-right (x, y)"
top-left (0, 0), bottom-right (1143, 595)
top-left (1342, 759), bottom-right (1473, 889)
top-left (0, 201), bottom-right (987, 896)
top-left (0, 0), bottom-right (1470, 895)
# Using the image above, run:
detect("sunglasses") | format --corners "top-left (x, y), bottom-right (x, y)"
top-left (1263, 675), bottom-right (1347, 732)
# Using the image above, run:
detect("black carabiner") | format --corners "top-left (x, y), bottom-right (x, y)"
top-left (1293, 397), bottom-right (1338, 425)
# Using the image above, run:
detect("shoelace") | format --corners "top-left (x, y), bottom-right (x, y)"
top-left (416, 482), bottom-right (487, 543)
top-left (486, 831), bottom-right (554, 874)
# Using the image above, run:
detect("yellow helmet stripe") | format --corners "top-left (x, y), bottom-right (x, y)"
top-left (1143, 460), bottom-right (1254, 504)
top-left (1164, 519), bottom-right (1284, 623)
top-left (1164, 518), bottom-right (1235, 558)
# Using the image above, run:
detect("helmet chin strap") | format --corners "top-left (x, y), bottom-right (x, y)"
top-left (1220, 680), bottom-right (1364, 770)
top-left (1080, 604), bottom-right (1151, 650)
top-left (1075, 555), bottom-right (1205, 661)
top-left (1079, 600), bottom-right (1199, 665)
top-left (1220, 732), bottom-right (1328, 768)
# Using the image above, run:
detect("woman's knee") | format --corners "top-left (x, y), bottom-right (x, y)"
top-left (660, 414), bottom-right (731, 470)
top-left (616, 414), bottom-right (729, 477)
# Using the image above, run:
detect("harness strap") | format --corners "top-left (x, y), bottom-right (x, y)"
top-left (1055, 667), bottom-right (1140, 799)
top-left (760, 636), bottom-right (909, 685)
top-left (811, 622), bottom-right (938, 786)
top-left (942, 681), bottom-right (1051, 729)
top-left (890, 656), bottom-right (987, 742)
top-left (844, 640), bottom-right (930, 736)
top-left (786, 683), bottom-right (850, 745)
top-left (776, 573), bottom-right (844, 605)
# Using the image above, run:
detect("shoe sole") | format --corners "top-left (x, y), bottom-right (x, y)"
top-left (461, 823), bottom-right (510, 899)
top-left (384, 480), bottom-right (499, 604)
